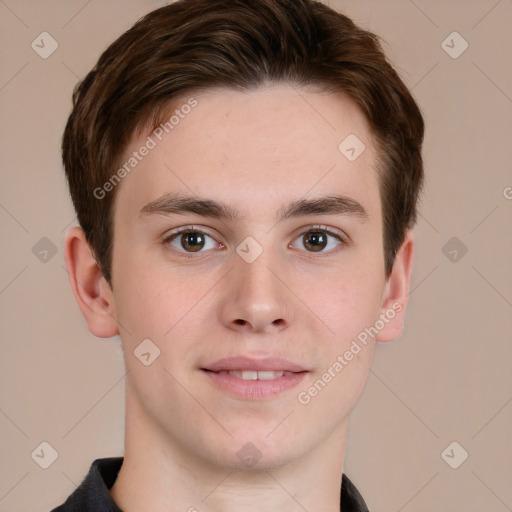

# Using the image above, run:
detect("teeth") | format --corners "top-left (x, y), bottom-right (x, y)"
top-left (258, 370), bottom-right (284, 380)
top-left (227, 370), bottom-right (285, 380)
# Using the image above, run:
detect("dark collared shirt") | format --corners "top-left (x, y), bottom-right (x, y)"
top-left (50, 457), bottom-right (369, 511)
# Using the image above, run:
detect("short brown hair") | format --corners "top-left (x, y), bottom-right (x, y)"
top-left (62, 0), bottom-right (424, 284)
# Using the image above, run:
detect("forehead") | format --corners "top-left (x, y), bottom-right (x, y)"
top-left (113, 85), bottom-right (382, 224)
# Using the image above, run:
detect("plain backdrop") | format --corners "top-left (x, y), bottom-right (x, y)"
top-left (0, 1), bottom-right (511, 511)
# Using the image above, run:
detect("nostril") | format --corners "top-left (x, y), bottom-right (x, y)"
top-left (235, 319), bottom-right (247, 325)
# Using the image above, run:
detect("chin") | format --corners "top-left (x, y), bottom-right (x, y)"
top-left (209, 430), bottom-right (305, 472)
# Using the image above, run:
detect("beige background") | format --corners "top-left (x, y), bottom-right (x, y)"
top-left (0, 0), bottom-right (511, 511)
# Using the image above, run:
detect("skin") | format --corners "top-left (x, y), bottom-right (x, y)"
top-left (65, 85), bottom-right (414, 512)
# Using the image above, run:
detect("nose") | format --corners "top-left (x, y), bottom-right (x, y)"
top-left (218, 249), bottom-right (292, 334)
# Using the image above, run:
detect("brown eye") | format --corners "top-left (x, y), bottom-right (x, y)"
top-left (165, 228), bottom-right (218, 254)
top-left (291, 227), bottom-right (345, 254)
top-left (180, 231), bottom-right (205, 252)
top-left (302, 231), bottom-right (328, 252)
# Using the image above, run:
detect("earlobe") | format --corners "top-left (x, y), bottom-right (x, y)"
top-left (64, 226), bottom-right (119, 338)
top-left (375, 230), bottom-right (415, 343)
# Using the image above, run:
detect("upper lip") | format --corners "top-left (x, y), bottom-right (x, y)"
top-left (202, 356), bottom-right (307, 373)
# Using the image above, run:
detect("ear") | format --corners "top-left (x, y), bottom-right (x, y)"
top-left (375, 230), bottom-right (415, 343)
top-left (64, 226), bottom-right (119, 338)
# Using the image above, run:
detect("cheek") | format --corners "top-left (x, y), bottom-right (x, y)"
top-left (112, 252), bottom-right (218, 347)
top-left (298, 272), bottom-right (382, 408)
top-left (311, 267), bottom-right (385, 343)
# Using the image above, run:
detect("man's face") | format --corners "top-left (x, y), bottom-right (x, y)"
top-left (109, 85), bottom-right (392, 469)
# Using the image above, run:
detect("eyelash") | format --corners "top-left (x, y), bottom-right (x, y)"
top-left (162, 224), bottom-right (349, 259)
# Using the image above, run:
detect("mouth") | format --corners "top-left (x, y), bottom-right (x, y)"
top-left (201, 356), bottom-right (308, 399)
top-left (205, 369), bottom-right (296, 380)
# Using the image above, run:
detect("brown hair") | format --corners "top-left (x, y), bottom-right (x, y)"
top-left (62, 0), bottom-right (424, 284)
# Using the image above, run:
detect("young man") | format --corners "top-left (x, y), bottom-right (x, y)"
top-left (54, 0), bottom-right (424, 510)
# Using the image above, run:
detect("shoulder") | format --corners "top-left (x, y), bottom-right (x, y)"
top-left (49, 457), bottom-right (124, 512)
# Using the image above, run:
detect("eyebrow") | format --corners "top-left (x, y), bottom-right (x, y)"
top-left (139, 192), bottom-right (368, 223)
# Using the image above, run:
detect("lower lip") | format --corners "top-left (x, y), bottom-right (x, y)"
top-left (202, 370), bottom-right (307, 400)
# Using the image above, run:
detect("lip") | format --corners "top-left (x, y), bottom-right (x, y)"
top-left (201, 356), bottom-right (308, 400)
top-left (202, 356), bottom-right (307, 373)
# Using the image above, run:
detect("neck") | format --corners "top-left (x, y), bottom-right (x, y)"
top-left (110, 389), bottom-right (349, 512)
